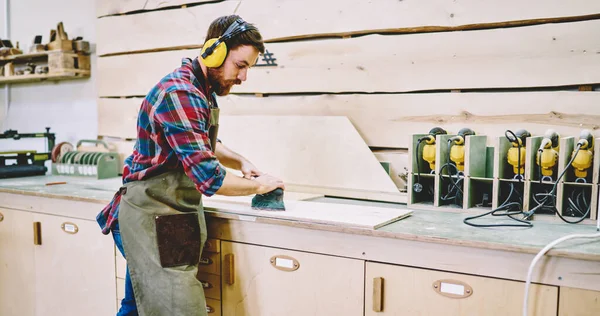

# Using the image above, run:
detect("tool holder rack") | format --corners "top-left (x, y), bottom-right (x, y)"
top-left (408, 132), bottom-right (600, 224)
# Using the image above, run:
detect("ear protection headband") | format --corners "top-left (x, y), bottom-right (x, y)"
top-left (200, 18), bottom-right (257, 68)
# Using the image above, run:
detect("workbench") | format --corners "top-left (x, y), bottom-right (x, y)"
top-left (0, 175), bottom-right (599, 316)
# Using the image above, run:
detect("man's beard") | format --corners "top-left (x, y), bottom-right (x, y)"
top-left (207, 67), bottom-right (241, 96)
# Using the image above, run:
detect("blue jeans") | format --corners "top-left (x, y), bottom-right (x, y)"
top-left (112, 224), bottom-right (139, 316)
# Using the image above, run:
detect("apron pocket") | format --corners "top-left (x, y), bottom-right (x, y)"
top-left (155, 213), bottom-right (202, 268)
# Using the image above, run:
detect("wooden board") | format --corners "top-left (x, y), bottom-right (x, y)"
top-left (215, 116), bottom-right (402, 202)
top-left (97, 91), bottom-right (600, 148)
top-left (203, 199), bottom-right (412, 230)
top-left (96, 0), bottom-right (217, 17)
top-left (97, 1), bottom-right (239, 56)
top-left (96, 0), bottom-right (600, 54)
top-left (97, 20), bottom-right (600, 95)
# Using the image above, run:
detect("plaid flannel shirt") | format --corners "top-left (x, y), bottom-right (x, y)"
top-left (96, 57), bottom-right (226, 235)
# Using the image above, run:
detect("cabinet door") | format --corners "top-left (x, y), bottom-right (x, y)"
top-left (559, 287), bottom-right (600, 316)
top-left (221, 241), bottom-right (364, 316)
top-left (0, 208), bottom-right (35, 316)
top-left (366, 262), bottom-right (558, 316)
top-left (33, 213), bottom-right (116, 316)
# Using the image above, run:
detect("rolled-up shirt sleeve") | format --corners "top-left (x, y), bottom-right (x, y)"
top-left (153, 90), bottom-right (225, 196)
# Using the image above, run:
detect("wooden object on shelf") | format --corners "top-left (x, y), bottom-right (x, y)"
top-left (0, 50), bottom-right (90, 84)
top-left (47, 22), bottom-right (73, 52)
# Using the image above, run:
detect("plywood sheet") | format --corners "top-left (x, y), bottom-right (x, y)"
top-left (96, 0), bottom-right (600, 54)
top-left (215, 116), bottom-right (401, 200)
top-left (97, 20), bottom-right (600, 96)
top-left (203, 199), bottom-right (412, 230)
top-left (98, 91), bottom-right (600, 148)
top-left (97, 0), bottom-right (216, 17)
top-left (97, 1), bottom-right (239, 55)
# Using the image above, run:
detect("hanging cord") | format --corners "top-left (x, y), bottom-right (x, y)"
top-left (439, 140), bottom-right (464, 206)
top-left (525, 143), bottom-right (590, 224)
top-left (413, 137), bottom-right (427, 192)
top-left (464, 130), bottom-right (532, 228)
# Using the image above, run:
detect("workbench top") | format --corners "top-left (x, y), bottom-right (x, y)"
top-left (1, 175), bottom-right (599, 262)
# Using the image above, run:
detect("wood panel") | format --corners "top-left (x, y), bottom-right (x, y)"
top-left (97, 0), bottom-right (216, 17)
top-left (98, 91), bottom-right (600, 148)
top-left (96, 0), bottom-right (600, 55)
top-left (97, 1), bottom-right (239, 56)
top-left (203, 198), bottom-right (412, 230)
top-left (365, 262), bottom-right (558, 315)
top-left (559, 287), bottom-right (600, 316)
top-left (221, 241), bottom-right (364, 316)
top-left (97, 20), bottom-right (600, 96)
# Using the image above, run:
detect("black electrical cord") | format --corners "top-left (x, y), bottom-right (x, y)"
top-left (414, 137), bottom-right (427, 192)
top-left (464, 130), bottom-right (532, 228)
top-left (439, 140), bottom-right (464, 206)
top-left (565, 187), bottom-right (591, 218)
top-left (525, 143), bottom-right (591, 224)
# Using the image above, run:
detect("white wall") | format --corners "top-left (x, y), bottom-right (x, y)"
top-left (0, 0), bottom-right (97, 155)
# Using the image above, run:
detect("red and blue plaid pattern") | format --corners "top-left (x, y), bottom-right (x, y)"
top-left (96, 58), bottom-right (226, 235)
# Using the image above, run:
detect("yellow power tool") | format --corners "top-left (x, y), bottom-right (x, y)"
top-left (413, 127), bottom-right (447, 193)
top-left (536, 129), bottom-right (560, 182)
top-left (449, 128), bottom-right (476, 173)
top-left (506, 129), bottom-right (530, 179)
top-left (571, 129), bottom-right (594, 182)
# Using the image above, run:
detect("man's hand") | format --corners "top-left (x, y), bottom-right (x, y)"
top-left (254, 174), bottom-right (285, 194)
top-left (240, 160), bottom-right (263, 179)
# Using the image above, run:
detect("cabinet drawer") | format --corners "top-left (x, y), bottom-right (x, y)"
top-left (206, 298), bottom-right (221, 315)
top-left (198, 251), bottom-right (221, 275)
top-left (559, 287), bottom-right (600, 315)
top-left (204, 238), bottom-right (220, 253)
top-left (197, 272), bottom-right (221, 300)
top-left (366, 262), bottom-right (558, 316)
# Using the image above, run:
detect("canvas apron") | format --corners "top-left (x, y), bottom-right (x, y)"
top-left (119, 106), bottom-right (220, 316)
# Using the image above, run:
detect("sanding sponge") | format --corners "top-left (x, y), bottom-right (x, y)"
top-left (251, 188), bottom-right (286, 211)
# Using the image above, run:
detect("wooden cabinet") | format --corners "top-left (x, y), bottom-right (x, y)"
top-left (0, 208), bottom-right (116, 316)
top-left (365, 262), bottom-right (558, 316)
top-left (0, 208), bottom-right (35, 316)
top-left (559, 287), bottom-right (600, 316)
top-left (220, 241), bottom-right (364, 316)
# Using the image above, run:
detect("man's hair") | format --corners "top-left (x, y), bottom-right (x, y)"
top-left (205, 15), bottom-right (265, 54)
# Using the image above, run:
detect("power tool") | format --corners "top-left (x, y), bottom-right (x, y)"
top-left (448, 128), bottom-right (476, 174)
top-left (506, 129), bottom-right (530, 179)
top-left (536, 129), bottom-right (560, 182)
top-left (571, 129), bottom-right (594, 183)
top-left (413, 127), bottom-right (447, 193)
top-left (0, 128), bottom-right (55, 179)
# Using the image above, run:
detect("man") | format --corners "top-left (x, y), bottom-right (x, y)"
top-left (97, 15), bottom-right (285, 316)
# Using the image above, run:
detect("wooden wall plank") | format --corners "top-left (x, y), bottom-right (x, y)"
top-left (96, 0), bottom-right (600, 55)
top-left (97, 20), bottom-right (600, 96)
top-left (237, 0), bottom-right (600, 41)
top-left (98, 91), bottom-right (600, 148)
top-left (97, 0), bottom-right (216, 17)
top-left (97, 1), bottom-right (239, 56)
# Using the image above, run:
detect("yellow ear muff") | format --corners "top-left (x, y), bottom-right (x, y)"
top-left (201, 37), bottom-right (228, 68)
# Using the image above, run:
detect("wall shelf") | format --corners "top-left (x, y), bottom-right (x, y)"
top-left (0, 50), bottom-right (90, 85)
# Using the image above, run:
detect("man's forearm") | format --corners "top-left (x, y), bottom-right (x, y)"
top-left (215, 142), bottom-right (247, 170)
top-left (215, 172), bottom-right (261, 196)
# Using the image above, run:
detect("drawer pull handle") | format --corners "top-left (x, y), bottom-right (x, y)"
top-left (199, 257), bottom-right (213, 265)
top-left (270, 255), bottom-right (299, 272)
top-left (61, 222), bottom-right (79, 234)
top-left (206, 305), bottom-right (214, 313)
top-left (0, 212), bottom-right (4, 222)
top-left (432, 279), bottom-right (473, 299)
top-left (199, 281), bottom-right (213, 289)
top-left (373, 277), bottom-right (384, 312)
top-left (33, 222), bottom-right (42, 245)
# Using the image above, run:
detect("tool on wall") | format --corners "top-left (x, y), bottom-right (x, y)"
top-left (0, 128), bottom-right (55, 179)
top-left (507, 129), bottom-right (531, 180)
top-left (536, 129), bottom-right (560, 182)
top-left (525, 129), bottom-right (592, 224)
top-left (464, 129), bottom-right (532, 228)
top-left (51, 139), bottom-right (120, 179)
top-left (413, 127), bottom-right (447, 193)
top-left (439, 128), bottom-right (475, 206)
top-left (563, 130), bottom-right (594, 219)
